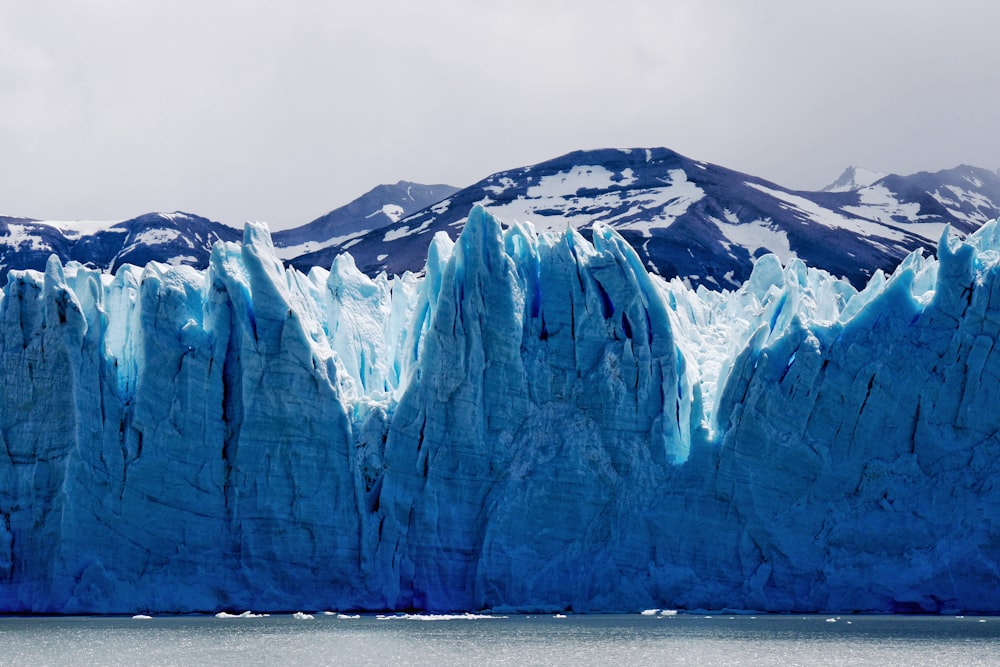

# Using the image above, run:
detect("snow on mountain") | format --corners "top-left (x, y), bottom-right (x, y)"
top-left (5, 152), bottom-right (999, 296)
top-left (2, 207), bottom-right (1000, 614)
top-left (0, 180), bottom-right (458, 285)
top-left (820, 165), bottom-right (889, 192)
top-left (272, 181), bottom-right (459, 260)
top-left (290, 148), bottom-right (1000, 291)
top-left (0, 212), bottom-right (241, 279)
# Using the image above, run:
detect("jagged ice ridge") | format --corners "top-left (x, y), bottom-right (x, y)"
top-left (1, 205), bottom-right (999, 614)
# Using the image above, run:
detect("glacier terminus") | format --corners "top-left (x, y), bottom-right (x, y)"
top-left (1, 205), bottom-right (999, 614)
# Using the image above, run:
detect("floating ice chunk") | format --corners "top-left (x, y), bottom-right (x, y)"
top-left (215, 611), bottom-right (268, 619)
top-left (376, 613), bottom-right (500, 621)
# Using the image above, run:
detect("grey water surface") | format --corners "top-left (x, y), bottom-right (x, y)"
top-left (2, 613), bottom-right (998, 666)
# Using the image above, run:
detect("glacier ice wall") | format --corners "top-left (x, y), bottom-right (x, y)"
top-left (1, 206), bottom-right (999, 614)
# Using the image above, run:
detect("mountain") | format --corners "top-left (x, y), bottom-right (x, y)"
top-left (2, 208), bottom-right (999, 614)
top-left (288, 148), bottom-right (1000, 290)
top-left (0, 212), bottom-right (241, 277)
top-left (5, 150), bottom-right (1000, 294)
top-left (272, 180), bottom-right (460, 259)
top-left (820, 165), bottom-right (888, 192)
top-left (0, 153), bottom-right (1000, 296)
top-left (0, 182), bottom-right (460, 285)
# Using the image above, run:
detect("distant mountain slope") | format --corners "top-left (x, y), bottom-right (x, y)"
top-left (0, 212), bottom-right (241, 278)
top-left (821, 166), bottom-right (888, 192)
top-left (5, 153), bottom-right (1000, 292)
top-left (0, 179), bottom-right (459, 284)
top-left (289, 148), bottom-right (1000, 290)
top-left (272, 181), bottom-right (459, 260)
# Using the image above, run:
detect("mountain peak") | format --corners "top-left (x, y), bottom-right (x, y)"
top-left (271, 181), bottom-right (460, 257)
top-left (821, 166), bottom-right (888, 192)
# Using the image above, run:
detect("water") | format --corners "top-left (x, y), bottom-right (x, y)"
top-left (2, 613), bottom-right (998, 666)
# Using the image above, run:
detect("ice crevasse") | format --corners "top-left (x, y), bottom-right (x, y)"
top-left (1, 205), bottom-right (999, 614)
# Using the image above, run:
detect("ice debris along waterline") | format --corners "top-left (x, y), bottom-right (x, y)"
top-left (1, 205), bottom-right (999, 615)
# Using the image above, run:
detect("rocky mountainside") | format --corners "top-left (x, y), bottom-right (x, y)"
top-left (288, 148), bottom-right (1000, 290)
top-left (0, 212), bottom-right (241, 278)
top-left (272, 180), bottom-right (459, 259)
top-left (4, 149), bottom-right (1000, 291)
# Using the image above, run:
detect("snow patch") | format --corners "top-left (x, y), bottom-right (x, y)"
top-left (1, 224), bottom-right (49, 250)
top-left (367, 204), bottom-right (404, 222)
top-left (526, 165), bottom-right (619, 198)
top-left (747, 182), bottom-right (905, 241)
top-left (131, 228), bottom-right (181, 246)
top-left (716, 215), bottom-right (796, 265)
top-left (275, 230), bottom-right (367, 260)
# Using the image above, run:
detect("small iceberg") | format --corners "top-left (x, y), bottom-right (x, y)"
top-left (376, 613), bottom-right (500, 621)
top-left (293, 612), bottom-right (315, 620)
top-left (131, 614), bottom-right (153, 620)
top-left (215, 611), bottom-right (268, 619)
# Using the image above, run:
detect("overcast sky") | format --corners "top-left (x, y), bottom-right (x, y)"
top-left (2, 1), bottom-right (998, 230)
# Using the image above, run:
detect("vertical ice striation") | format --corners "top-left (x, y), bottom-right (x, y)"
top-left (709, 221), bottom-right (1000, 612)
top-left (1, 207), bottom-right (1000, 614)
top-left (371, 208), bottom-right (693, 611)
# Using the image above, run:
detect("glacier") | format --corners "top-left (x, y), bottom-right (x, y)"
top-left (1, 204), bottom-right (999, 614)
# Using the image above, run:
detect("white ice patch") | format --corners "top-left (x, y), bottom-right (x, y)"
top-left (484, 177), bottom-right (516, 196)
top-left (132, 228), bottom-right (181, 246)
top-left (945, 185), bottom-right (995, 215)
top-left (367, 204), bottom-right (404, 222)
top-left (747, 182), bottom-right (905, 241)
top-left (215, 611), bottom-right (269, 618)
top-left (383, 226), bottom-right (413, 243)
top-left (1, 224), bottom-right (49, 250)
top-left (842, 185), bottom-right (923, 228)
top-left (481, 168), bottom-right (704, 237)
top-left (716, 215), bottom-right (796, 265)
top-left (275, 230), bottom-right (368, 260)
top-left (526, 165), bottom-right (619, 198)
top-left (963, 173), bottom-right (984, 188)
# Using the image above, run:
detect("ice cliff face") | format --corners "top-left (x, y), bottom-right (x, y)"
top-left (2, 206), bottom-right (999, 614)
